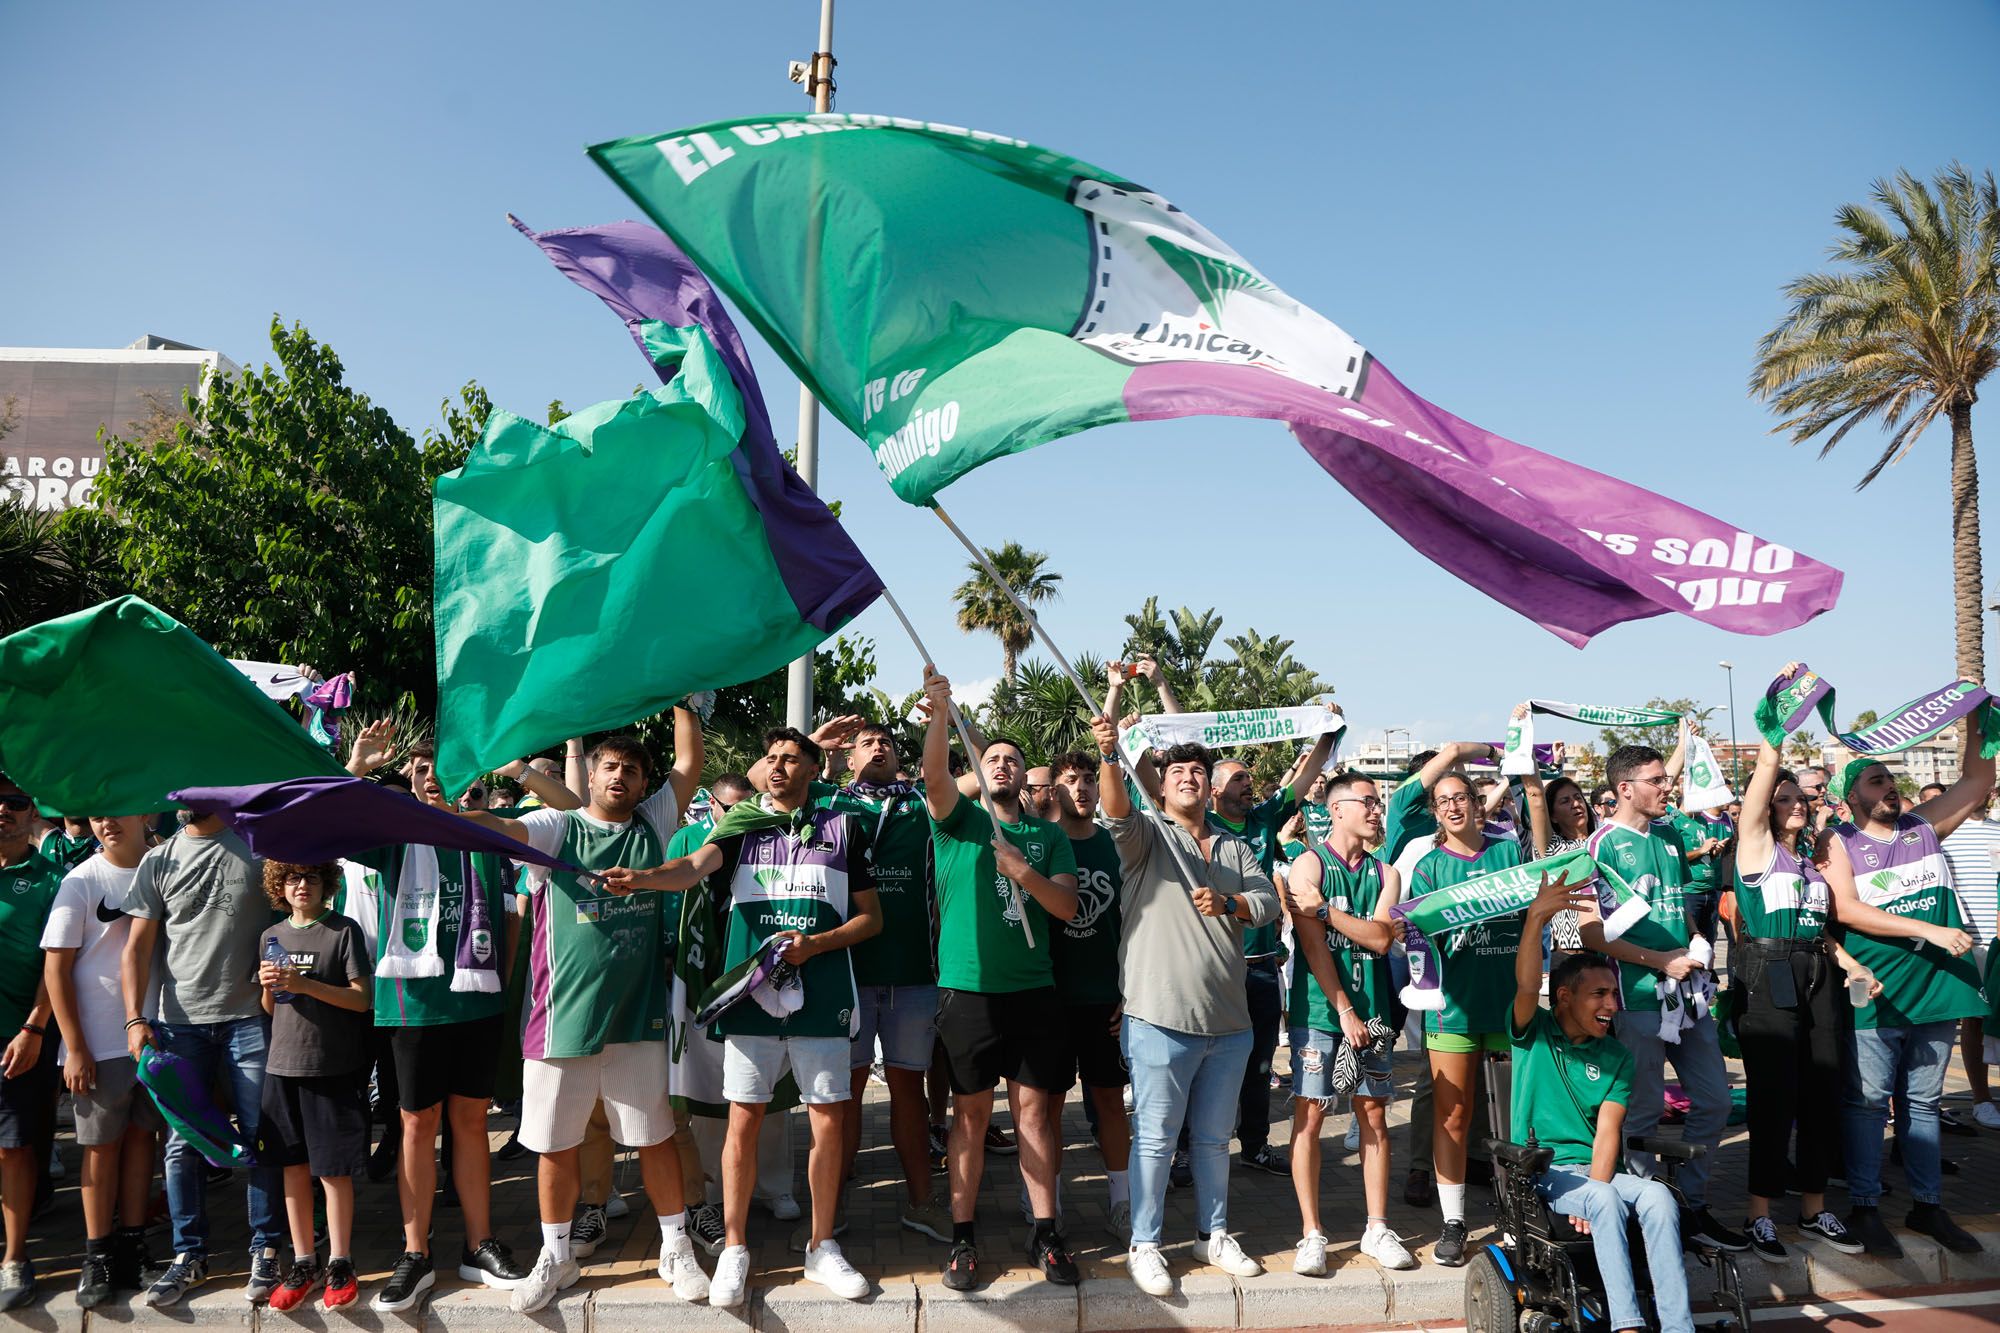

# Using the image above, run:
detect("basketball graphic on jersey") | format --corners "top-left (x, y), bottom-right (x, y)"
top-left (1066, 179), bottom-right (1370, 399)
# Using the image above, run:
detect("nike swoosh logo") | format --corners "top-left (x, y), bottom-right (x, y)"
top-left (95, 899), bottom-right (126, 924)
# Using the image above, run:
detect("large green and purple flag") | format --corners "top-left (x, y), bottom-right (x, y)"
top-left (589, 114), bottom-right (1843, 646)
top-left (431, 318), bottom-right (882, 798)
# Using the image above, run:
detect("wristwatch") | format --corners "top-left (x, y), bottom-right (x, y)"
top-left (1315, 904), bottom-right (1332, 924)
top-left (1220, 894), bottom-right (1238, 917)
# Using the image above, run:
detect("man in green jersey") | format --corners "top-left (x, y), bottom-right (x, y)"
top-left (452, 718), bottom-right (711, 1314)
top-left (1581, 745), bottom-right (1743, 1253)
top-left (1280, 771), bottom-right (1411, 1274)
top-left (920, 668), bottom-right (1080, 1293)
top-left (610, 728), bottom-right (883, 1305)
top-left (818, 722), bottom-right (949, 1245)
top-left (1512, 872), bottom-right (1694, 1333)
top-left (0, 773), bottom-right (63, 1313)
top-left (1047, 750), bottom-right (1130, 1238)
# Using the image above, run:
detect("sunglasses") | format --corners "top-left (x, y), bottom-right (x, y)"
top-left (0, 795), bottom-right (31, 812)
top-left (465, 787), bottom-right (486, 800)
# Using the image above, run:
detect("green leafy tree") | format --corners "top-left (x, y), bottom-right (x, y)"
top-left (953, 542), bottom-right (1061, 682)
top-left (1598, 698), bottom-right (1714, 755)
top-left (1849, 709), bottom-right (1879, 731)
top-left (982, 654), bottom-right (1107, 762)
top-left (1785, 729), bottom-right (1823, 768)
top-left (1753, 164), bottom-right (1999, 681)
top-left (0, 503), bottom-right (125, 634)
top-left (1120, 598), bottom-right (1223, 706)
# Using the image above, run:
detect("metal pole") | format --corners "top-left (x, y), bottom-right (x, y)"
top-left (1720, 660), bottom-right (1739, 788)
top-left (784, 0), bottom-right (837, 731)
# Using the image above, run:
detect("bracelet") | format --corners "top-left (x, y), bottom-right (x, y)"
top-left (1098, 751), bottom-right (1119, 764)
top-left (124, 1018), bottom-right (149, 1030)
top-left (18, 1023), bottom-right (42, 1036)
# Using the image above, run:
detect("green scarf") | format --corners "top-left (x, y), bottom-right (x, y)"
top-left (1755, 664), bottom-right (2000, 761)
top-left (1392, 849), bottom-right (1598, 1010)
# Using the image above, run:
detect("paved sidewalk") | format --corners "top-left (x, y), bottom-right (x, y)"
top-left (11, 1038), bottom-right (2000, 1328)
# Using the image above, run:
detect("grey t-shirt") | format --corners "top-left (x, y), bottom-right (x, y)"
top-left (123, 828), bottom-right (271, 1024)
top-left (261, 914), bottom-right (370, 1078)
top-left (1106, 811), bottom-right (1280, 1035)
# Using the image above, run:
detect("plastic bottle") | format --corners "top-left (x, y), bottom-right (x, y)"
top-left (265, 935), bottom-right (297, 1005)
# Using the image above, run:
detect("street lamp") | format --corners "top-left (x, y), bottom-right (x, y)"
top-left (1719, 660), bottom-right (1739, 788)
top-left (1382, 726), bottom-right (1409, 780)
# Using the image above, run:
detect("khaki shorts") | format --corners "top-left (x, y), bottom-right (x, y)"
top-left (519, 1041), bottom-right (674, 1153)
top-left (68, 1056), bottom-right (162, 1146)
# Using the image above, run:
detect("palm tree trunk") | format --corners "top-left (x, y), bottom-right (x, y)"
top-left (1950, 401), bottom-right (1985, 683)
top-left (1003, 643), bottom-right (1018, 683)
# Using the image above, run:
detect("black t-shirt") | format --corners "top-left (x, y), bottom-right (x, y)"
top-left (261, 914), bottom-right (371, 1078)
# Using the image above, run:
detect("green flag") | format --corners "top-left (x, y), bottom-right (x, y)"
top-left (430, 322), bottom-right (879, 798)
top-left (0, 597), bottom-right (345, 816)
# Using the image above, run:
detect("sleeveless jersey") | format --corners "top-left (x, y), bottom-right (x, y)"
top-left (713, 805), bottom-right (863, 1040)
top-left (1408, 837), bottom-right (1522, 1035)
top-left (1832, 814), bottom-right (1985, 1030)
top-left (1732, 841), bottom-right (1831, 941)
top-left (1287, 844), bottom-right (1392, 1030)
top-left (817, 783), bottom-right (934, 988)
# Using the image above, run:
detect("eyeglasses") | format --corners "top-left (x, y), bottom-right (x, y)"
top-left (1627, 775), bottom-right (1672, 789)
top-left (281, 872), bottom-right (323, 886)
top-left (1333, 796), bottom-right (1385, 811)
top-left (0, 795), bottom-right (31, 812)
top-left (1434, 794), bottom-right (1473, 808)
top-left (1595, 798), bottom-right (1617, 809)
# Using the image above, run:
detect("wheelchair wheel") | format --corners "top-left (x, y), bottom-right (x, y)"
top-left (1465, 1246), bottom-right (1520, 1333)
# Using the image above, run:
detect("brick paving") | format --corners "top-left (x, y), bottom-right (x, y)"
top-left (18, 1034), bottom-right (2000, 1306)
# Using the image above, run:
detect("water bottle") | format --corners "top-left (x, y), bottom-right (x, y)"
top-left (264, 936), bottom-right (297, 1005)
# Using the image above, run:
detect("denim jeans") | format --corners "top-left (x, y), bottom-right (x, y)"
top-left (1843, 1020), bottom-right (1955, 1207)
top-left (1611, 1007), bottom-right (1728, 1209)
top-left (1123, 1016), bottom-right (1251, 1245)
top-left (1539, 1167), bottom-right (1693, 1333)
top-left (155, 1017), bottom-right (283, 1256)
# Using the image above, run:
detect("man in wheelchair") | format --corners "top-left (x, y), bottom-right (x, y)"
top-left (1497, 871), bottom-right (1696, 1333)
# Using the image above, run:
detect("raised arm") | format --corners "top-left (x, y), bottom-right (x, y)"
top-left (1517, 868), bottom-right (1595, 1030)
top-left (1523, 768), bottom-right (1552, 858)
top-left (344, 718), bottom-right (397, 778)
top-left (920, 666), bottom-right (961, 823)
top-left (1910, 717), bottom-right (1997, 840)
top-left (1090, 715), bottom-right (1134, 822)
top-left (500, 755), bottom-right (584, 811)
top-left (668, 704), bottom-right (704, 815)
top-left (1664, 718), bottom-right (1691, 786)
top-left (1133, 655), bottom-right (1180, 714)
top-left (600, 839), bottom-right (728, 896)
top-left (1733, 738), bottom-right (1783, 874)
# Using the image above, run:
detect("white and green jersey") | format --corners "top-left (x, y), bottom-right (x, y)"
top-left (1833, 814), bottom-right (1985, 1030)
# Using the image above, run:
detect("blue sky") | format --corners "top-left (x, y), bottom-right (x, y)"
top-left (6, 2), bottom-right (1997, 750)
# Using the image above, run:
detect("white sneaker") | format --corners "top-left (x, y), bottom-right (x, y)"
top-left (709, 1244), bottom-right (751, 1309)
top-left (1975, 1100), bottom-right (2000, 1130)
top-left (1109, 1199), bottom-right (1133, 1243)
top-left (657, 1232), bottom-right (710, 1302)
top-left (604, 1191), bottom-right (631, 1220)
top-left (765, 1191), bottom-right (802, 1222)
top-left (507, 1249), bottom-right (579, 1315)
top-left (1128, 1243), bottom-right (1172, 1296)
top-left (1361, 1223), bottom-right (1418, 1271)
top-left (802, 1240), bottom-right (870, 1300)
top-left (1122, 1084), bottom-right (1135, 1114)
top-left (1293, 1230), bottom-right (1328, 1276)
top-left (1206, 1230), bottom-right (1264, 1277)
top-left (1344, 1117), bottom-right (1361, 1152)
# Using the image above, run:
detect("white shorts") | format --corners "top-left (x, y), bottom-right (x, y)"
top-left (519, 1041), bottom-right (674, 1153)
top-left (722, 1035), bottom-right (850, 1106)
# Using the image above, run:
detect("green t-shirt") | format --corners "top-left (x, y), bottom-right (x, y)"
top-left (1286, 845), bottom-right (1393, 1029)
top-left (38, 830), bottom-right (96, 872)
top-left (1731, 842), bottom-right (1831, 941)
top-left (0, 850), bottom-right (63, 1034)
top-left (1409, 837), bottom-right (1523, 1034)
top-left (1052, 827), bottom-right (1122, 1005)
top-left (1301, 802), bottom-right (1332, 845)
top-left (932, 798), bottom-right (1075, 994)
top-left (1668, 808), bottom-right (1719, 891)
top-left (1209, 783), bottom-right (1296, 961)
top-left (817, 783), bottom-right (934, 988)
top-left (1587, 821), bottom-right (1693, 1011)
top-left (357, 843), bottom-right (509, 1028)
top-left (1382, 776), bottom-right (1437, 865)
top-left (663, 817), bottom-right (714, 957)
top-left (1509, 1006), bottom-right (1634, 1167)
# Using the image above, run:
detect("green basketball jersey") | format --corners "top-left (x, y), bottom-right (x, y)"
top-left (1287, 845), bottom-right (1392, 1030)
top-left (1409, 837), bottom-right (1522, 1035)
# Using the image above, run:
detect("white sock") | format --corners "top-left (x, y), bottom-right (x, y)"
top-left (1439, 1182), bottom-right (1466, 1222)
top-left (659, 1212), bottom-right (686, 1243)
top-left (1106, 1169), bottom-right (1130, 1206)
top-left (1363, 1217), bottom-right (1387, 1236)
top-left (541, 1221), bottom-right (572, 1264)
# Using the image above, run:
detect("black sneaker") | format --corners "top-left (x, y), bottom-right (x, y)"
top-left (984, 1125), bottom-right (1017, 1156)
top-left (1745, 1216), bottom-right (1787, 1265)
top-left (1239, 1145), bottom-right (1289, 1176)
top-left (245, 1247), bottom-right (283, 1305)
top-left (1938, 1107), bottom-right (1979, 1138)
top-left (77, 1245), bottom-right (115, 1309)
top-left (1906, 1203), bottom-right (1981, 1254)
top-left (570, 1204), bottom-right (608, 1259)
top-left (1027, 1227), bottom-right (1079, 1286)
top-left (1800, 1210), bottom-right (1863, 1255)
top-left (110, 1227), bottom-right (158, 1292)
top-left (943, 1239), bottom-right (980, 1291)
top-left (366, 1132), bottom-right (400, 1183)
top-left (458, 1238), bottom-right (530, 1289)
top-left (495, 1129), bottom-right (531, 1162)
top-left (370, 1251), bottom-right (436, 1312)
top-left (1684, 1208), bottom-right (1749, 1252)
top-left (144, 1252), bottom-right (209, 1308)
top-left (1844, 1206), bottom-right (1903, 1258)
top-left (688, 1201), bottom-right (726, 1257)
top-left (1404, 1168), bottom-right (1435, 1209)
top-left (1169, 1148), bottom-right (1193, 1188)
top-left (1434, 1219), bottom-right (1469, 1267)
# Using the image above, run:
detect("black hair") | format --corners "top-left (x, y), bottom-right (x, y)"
top-left (1048, 750), bottom-right (1100, 782)
top-left (1159, 742), bottom-right (1215, 774)
top-left (1544, 776), bottom-right (1596, 839)
top-left (585, 733), bottom-right (653, 780)
top-left (761, 727), bottom-right (824, 766)
top-left (1606, 745), bottom-right (1663, 787)
top-left (1323, 769), bottom-right (1375, 800)
top-left (854, 721), bottom-right (898, 749)
top-left (1550, 950), bottom-right (1618, 1001)
top-left (711, 772), bottom-right (754, 798)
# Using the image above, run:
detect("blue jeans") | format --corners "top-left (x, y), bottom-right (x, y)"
top-left (155, 1017), bottom-right (283, 1256)
top-left (1539, 1167), bottom-right (1693, 1333)
top-left (1122, 1016), bottom-right (1251, 1246)
top-left (1610, 1007), bottom-right (1728, 1209)
top-left (1843, 1020), bottom-right (1955, 1207)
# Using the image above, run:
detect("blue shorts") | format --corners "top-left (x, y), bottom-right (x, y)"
top-left (849, 984), bottom-right (940, 1071)
top-left (1289, 1025), bottom-right (1392, 1106)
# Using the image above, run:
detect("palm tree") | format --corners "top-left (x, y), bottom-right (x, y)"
top-left (0, 503), bottom-right (123, 634)
top-left (982, 654), bottom-right (1105, 761)
top-left (952, 542), bottom-right (1061, 682)
top-left (1752, 164), bottom-right (1999, 681)
top-left (1120, 597), bottom-right (1224, 705)
top-left (1786, 729), bottom-right (1823, 769)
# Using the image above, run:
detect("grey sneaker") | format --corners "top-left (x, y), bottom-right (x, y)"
top-left (507, 1248), bottom-right (579, 1315)
top-left (570, 1204), bottom-right (608, 1259)
top-left (0, 1259), bottom-right (35, 1313)
top-left (144, 1252), bottom-right (209, 1308)
top-left (900, 1194), bottom-right (952, 1243)
top-left (245, 1246), bottom-right (282, 1304)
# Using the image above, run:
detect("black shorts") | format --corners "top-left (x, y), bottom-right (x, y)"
top-left (0, 1040), bottom-right (57, 1150)
top-left (391, 1013), bottom-right (504, 1112)
top-left (1065, 1002), bottom-right (1128, 1089)
top-left (936, 987), bottom-right (1072, 1095)
top-left (258, 1072), bottom-right (370, 1177)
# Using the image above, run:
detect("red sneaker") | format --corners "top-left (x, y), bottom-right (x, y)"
top-left (267, 1258), bottom-right (321, 1312)
top-left (321, 1258), bottom-right (359, 1309)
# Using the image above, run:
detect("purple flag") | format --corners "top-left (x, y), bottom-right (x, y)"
top-left (509, 216), bottom-right (878, 635)
top-left (171, 775), bottom-right (576, 872)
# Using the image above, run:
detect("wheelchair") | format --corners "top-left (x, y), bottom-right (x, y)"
top-left (1464, 1132), bottom-right (1752, 1333)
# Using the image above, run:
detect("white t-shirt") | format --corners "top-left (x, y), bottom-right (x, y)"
top-left (1940, 814), bottom-right (2000, 942)
top-left (515, 787), bottom-right (680, 892)
top-left (39, 855), bottom-right (156, 1063)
